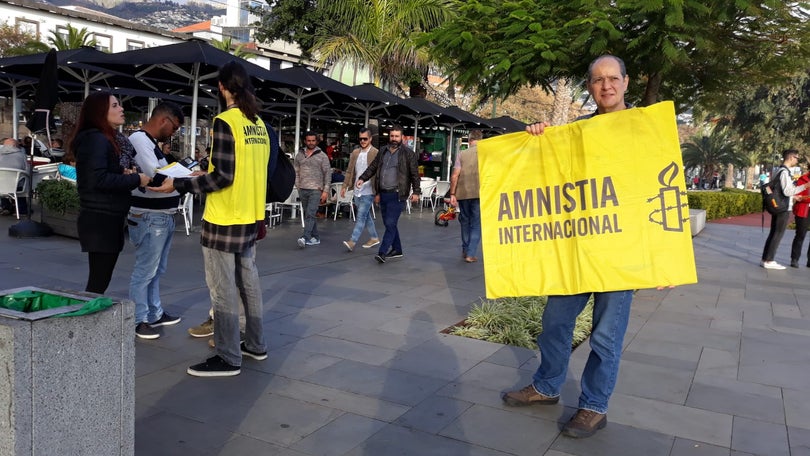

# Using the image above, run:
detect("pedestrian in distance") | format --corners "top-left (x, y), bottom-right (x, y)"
top-left (449, 129), bottom-right (483, 263)
top-left (294, 131), bottom-right (331, 248)
top-left (341, 127), bottom-right (380, 252)
top-left (355, 125), bottom-right (420, 264)
top-left (761, 149), bottom-right (807, 270)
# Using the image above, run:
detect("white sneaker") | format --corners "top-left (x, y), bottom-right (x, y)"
top-left (297, 237), bottom-right (306, 248)
top-left (306, 237), bottom-right (320, 246)
top-left (762, 261), bottom-right (786, 270)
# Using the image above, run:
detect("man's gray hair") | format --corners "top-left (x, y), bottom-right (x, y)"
top-left (587, 55), bottom-right (627, 79)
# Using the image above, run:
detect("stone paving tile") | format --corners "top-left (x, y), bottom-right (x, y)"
top-left (287, 335), bottom-right (399, 366)
top-left (623, 339), bottom-right (704, 365)
top-left (135, 410), bottom-right (235, 456)
top-left (686, 374), bottom-right (784, 424)
top-left (784, 388), bottom-right (810, 430)
top-left (300, 300), bottom-right (409, 327)
top-left (344, 423), bottom-right (514, 456)
top-left (302, 359), bottom-right (448, 407)
top-left (609, 393), bottom-right (732, 447)
top-left (739, 327), bottom-right (810, 391)
top-left (270, 313), bottom-right (343, 338)
top-left (210, 434), bottom-right (288, 456)
top-left (613, 358), bottom-right (695, 404)
top-left (440, 404), bottom-right (560, 456)
top-left (484, 345), bottom-right (537, 369)
top-left (262, 375), bottom-right (410, 422)
top-left (788, 426), bottom-right (810, 456)
top-left (375, 315), bottom-right (447, 339)
top-left (633, 321), bottom-right (740, 351)
top-left (318, 323), bottom-right (435, 352)
top-left (550, 419), bottom-right (674, 456)
top-left (620, 350), bottom-right (698, 372)
top-left (669, 438), bottom-right (731, 456)
top-left (695, 347), bottom-right (740, 380)
top-left (731, 416), bottom-right (789, 456)
top-left (290, 413), bottom-right (387, 456)
top-left (248, 345), bottom-right (343, 379)
top-left (394, 395), bottom-right (474, 434)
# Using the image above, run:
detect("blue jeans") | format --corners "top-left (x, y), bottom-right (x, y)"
top-left (379, 191), bottom-right (405, 255)
top-left (202, 244), bottom-right (265, 367)
top-left (350, 194), bottom-right (378, 242)
top-left (299, 188), bottom-right (321, 240)
top-left (458, 198), bottom-right (481, 258)
top-left (128, 211), bottom-right (174, 324)
top-left (532, 290), bottom-right (633, 414)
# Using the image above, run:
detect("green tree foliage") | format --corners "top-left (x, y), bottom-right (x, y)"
top-left (314, 0), bottom-right (456, 95)
top-left (47, 24), bottom-right (97, 50)
top-left (251, 0), bottom-right (341, 61)
top-left (423, 0), bottom-right (810, 110)
top-left (681, 127), bottom-right (745, 186)
top-left (0, 23), bottom-right (49, 57)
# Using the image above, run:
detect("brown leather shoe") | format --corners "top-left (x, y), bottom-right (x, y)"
top-left (562, 409), bottom-right (607, 438)
top-left (501, 384), bottom-right (559, 406)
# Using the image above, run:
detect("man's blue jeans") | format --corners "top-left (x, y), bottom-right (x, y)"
top-left (532, 290), bottom-right (633, 414)
top-left (202, 244), bottom-right (265, 367)
top-left (299, 188), bottom-right (321, 240)
top-left (458, 198), bottom-right (481, 258)
top-left (379, 191), bottom-right (405, 255)
top-left (128, 211), bottom-right (174, 324)
top-left (350, 194), bottom-right (378, 242)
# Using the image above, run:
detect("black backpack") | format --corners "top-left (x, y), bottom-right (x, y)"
top-left (761, 166), bottom-right (789, 215)
top-left (266, 125), bottom-right (295, 203)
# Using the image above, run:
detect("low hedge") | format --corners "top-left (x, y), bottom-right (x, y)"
top-left (687, 188), bottom-right (762, 221)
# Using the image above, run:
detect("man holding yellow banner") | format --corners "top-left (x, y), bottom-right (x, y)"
top-left (497, 55), bottom-right (696, 438)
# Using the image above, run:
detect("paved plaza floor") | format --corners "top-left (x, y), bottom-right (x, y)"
top-left (1, 206), bottom-right (809, 456)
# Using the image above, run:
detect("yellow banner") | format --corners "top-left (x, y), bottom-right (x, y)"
top-left (479, 101), bottom-right (697, 298)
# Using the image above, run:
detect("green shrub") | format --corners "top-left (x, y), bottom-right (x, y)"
top-left (687, 188), bottom-right (761, 220)
top-left (449, 296), bottom-right (593, 349)
top-left (36, 179), bottom-right (79, 214)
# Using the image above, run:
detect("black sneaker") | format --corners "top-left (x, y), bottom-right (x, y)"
top-left (241, 342), bottom-right (268, 360)
top-left (135, 322), bottom-right (159, 340)
top-left (386, 249), bottom-right (403, 259)
top-left (374, 253), bottom-right (386, 263)
top-left (149, 312), bottom-right (181, 327)
top-left (187, 355), bottom-right (241, 377)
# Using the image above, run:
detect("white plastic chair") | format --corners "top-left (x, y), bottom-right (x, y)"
top-left (277, 187), bottom-right (304, 227)
top-left (0, 167), bottom-right (29, 220)
top-left (418, 180), bottom-right (437, 212)
top-left (177, 193), bottom-right (194, 236)
top-left (333, 188), bottom-right (355, 220)
top-left (434, 180), bottom-right (451, 209)
top-left (265, 202), bottom-right (282, 227)
top-left (31, 163), bottom-right (59, 191)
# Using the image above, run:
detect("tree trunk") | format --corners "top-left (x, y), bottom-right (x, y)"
top-left (409, 83), bottom-right (426, 98)
top-left (745, 166), bottom-right (756, 190)
top-left (642, 72), bottom-right (662, 107)
top-left (725, 163), bottom-right (734, 188)
top-left (550, 78), bottom-right (572, 126)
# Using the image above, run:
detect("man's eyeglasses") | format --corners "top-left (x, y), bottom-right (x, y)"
top-left (359, 137), bottom-right (370, 142)
top-left (166, 116), bottom-right (180, 133)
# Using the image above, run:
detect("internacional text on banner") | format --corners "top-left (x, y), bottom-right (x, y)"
top-left (478, 101), bottom-right (697, 299)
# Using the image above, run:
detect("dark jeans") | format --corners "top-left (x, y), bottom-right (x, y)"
top-left (792, 214), bottom-right (810, 264)
top-left (379, 191), bottom-right (405, 255)
top-left (762, 211), bottom-right (790, 262)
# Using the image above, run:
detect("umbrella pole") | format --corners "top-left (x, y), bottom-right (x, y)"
top-left (447, 127), bottom-right (455, 181)
top-left (11, 85), bottom-right (18, 140)
top-left (294, 94), bottom-right (302, 153)
top-left (189, 63), bottom-right (200, 158)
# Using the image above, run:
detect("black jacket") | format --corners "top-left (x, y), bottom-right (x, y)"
top-left (74, 128), bottom-right (140, 216)
top-left (358, 143), bottom-right (420, 201)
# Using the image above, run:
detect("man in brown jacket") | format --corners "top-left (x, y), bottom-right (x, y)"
top-left (341, 128), bottom-right (380, 251)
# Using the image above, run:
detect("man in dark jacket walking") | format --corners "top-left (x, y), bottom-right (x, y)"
top-left (356, 125), bottom-right (420, 263)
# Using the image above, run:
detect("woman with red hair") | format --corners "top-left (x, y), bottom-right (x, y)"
top-left (69, 91), bottom-right (149, 293)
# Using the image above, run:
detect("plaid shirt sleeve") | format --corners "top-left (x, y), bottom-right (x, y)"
top-left (176, 118), bottom-right (235, 194)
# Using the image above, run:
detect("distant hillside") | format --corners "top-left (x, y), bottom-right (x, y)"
top-left (46, 0), bottom-right (224, 30)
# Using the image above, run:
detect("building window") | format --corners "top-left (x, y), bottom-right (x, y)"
top-left (15, 19), bottom-right (39, 39)
top-left (126, 40), bottom-right (144, 50)
top-left (55, 25), bottom-right (69, 43)
top-left (93, 33), bottom-right (112, 52)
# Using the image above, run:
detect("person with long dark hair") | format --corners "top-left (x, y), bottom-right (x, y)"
top-left (70, 91), bottom-right (149, 294)
top-left (153, 61), bottom-right (270, 377)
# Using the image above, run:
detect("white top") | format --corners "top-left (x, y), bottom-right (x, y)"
top-left (355, 147), bottom-right (373, 197)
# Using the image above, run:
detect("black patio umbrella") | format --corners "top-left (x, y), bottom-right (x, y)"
top-left (342, 83), bottom-right (419, 127)
top-left (487, 115), bottom-right (528, 133)
top-left (9, 48), bottom-right (59, 238)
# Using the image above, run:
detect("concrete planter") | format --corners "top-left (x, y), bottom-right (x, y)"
top-left (39, 207), bottom-right (79, 239)
top-left (0, 287), bottom-right (134, 456)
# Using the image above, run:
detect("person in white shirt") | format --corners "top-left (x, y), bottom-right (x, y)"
top-left (340, 128), bottom-right (380, 251)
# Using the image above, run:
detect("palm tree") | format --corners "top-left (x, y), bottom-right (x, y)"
top-left (681, 127), bottom-right (743, 188)
top-left (314, 0), bottom-right (456, 96)
top-left (47, 24), bottom-right (96, 50)
top-left (210, 37), bottom-right (255, 60)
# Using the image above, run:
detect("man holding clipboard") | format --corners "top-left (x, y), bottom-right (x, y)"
top-left (127, 102), bottom-right (187, 340)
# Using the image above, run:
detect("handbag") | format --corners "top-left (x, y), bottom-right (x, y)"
top-left (762, 167), bottom-right (789, 215)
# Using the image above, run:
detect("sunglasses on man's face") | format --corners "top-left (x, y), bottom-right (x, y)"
top-left (359, 137), bottom-right (370, 141)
